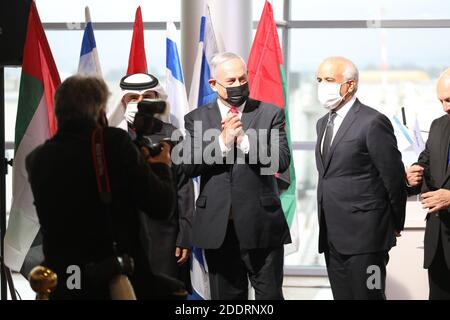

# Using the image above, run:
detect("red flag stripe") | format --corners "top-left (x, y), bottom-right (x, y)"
top-left (22, 1), bottom-right (60, 135)
top-left (127, 6), bottom-right (148, 75)
top-left (247, 0), bottom-right (284, 108)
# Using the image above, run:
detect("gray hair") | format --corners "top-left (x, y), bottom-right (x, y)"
top-left (342, 63), bottom-right (359, 84)
top-left (209, 52), bottom-right (247, 79)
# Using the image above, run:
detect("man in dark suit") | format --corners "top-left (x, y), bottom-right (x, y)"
top-left (406, 68), bottom-right (450, 300)
top-left (112, 73), bottom-right (194, 292)
top-left (180, 52), bottom-right (291, 300)
top-left (315, 57), bottom-right (407, 300)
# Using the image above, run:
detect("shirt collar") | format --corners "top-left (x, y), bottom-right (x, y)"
top-left (216, 98), bottom-right (246, 118)
top-left (335, 95), bottom-right (357, 118)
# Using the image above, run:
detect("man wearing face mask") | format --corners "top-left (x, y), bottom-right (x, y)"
top-left (108, 73), bottom-right (194, 295)
top-left (109, 73), bottom-right (171, 134)
top-left (181, 52), bottom-right (291, 300)
top-left (315, 57), bottom-right (407, 300)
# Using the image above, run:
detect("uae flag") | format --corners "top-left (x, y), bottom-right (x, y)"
top-left (127, 6), bottom-right (147, 75)
top-left (4, 1), bottom-right (60, 271)
top-left (248, 0), bottom-right (298, 254)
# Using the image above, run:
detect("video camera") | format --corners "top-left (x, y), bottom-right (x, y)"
top-left (133, 100), bottom-right (176, 157)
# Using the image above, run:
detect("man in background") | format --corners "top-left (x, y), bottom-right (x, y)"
top-left (406, 68), bottom-right (450, 300)
top-left (110, 73), bottom-right (194, 292)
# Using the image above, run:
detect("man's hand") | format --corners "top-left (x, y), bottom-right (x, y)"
top-left (395, 230), bottom-right (402, 237)
top-left (175, 247), bottom-right (190, 266)
top-left (220, 113), bottom-right (243, 147)
top-left (143, 142), bottom-right (172, 167)
top-left (406, 165), bottom-right (424, 187)
top-left (421, 189), bottom-right (450, 213)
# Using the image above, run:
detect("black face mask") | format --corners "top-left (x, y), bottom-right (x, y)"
top-left (218, 82), bottom-right (250, 106)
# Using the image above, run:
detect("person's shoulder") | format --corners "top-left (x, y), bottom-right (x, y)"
top-left (432, 114), bottom-right (448, 126)
top-left (25, 142), bottom-right (51, 173)
top-left (253, 99), bottom-right (278, 113)
top-left (26, 144), bottom-right (45, 162)
top-left (103, 126), bottom-right (133, 144)
top-left (355, 100), bottom-right (394, 127)
top-left (186, 101), bottom-right (216, 118)
top-left (103, 126), bottom-right (129, 137)
top-left (355, 100), bottom-right (383, 118)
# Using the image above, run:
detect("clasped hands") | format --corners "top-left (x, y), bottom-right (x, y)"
top-left (220, 113), bottom-right (245, 147)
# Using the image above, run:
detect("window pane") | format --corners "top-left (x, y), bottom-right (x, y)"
top-left (290, 0), bottom-right (450, 20)
top-left (47, 29), bottom-right (166, 82)
top-left (36, 0), bottom-right (181, 22)
top-left (288, 28), bottom-right (447, 143)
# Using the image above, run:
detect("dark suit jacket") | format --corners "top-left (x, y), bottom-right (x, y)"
top-left (315, 99), bottom-right (407, 255)
top-left (181, 98), bottom-right (292, 249)
top-left (408, 115), bottom-right (450, 269)
top-left (26, 120), bottom-right (175, 299)
top-left (138, 119), bottom-right (194, 290)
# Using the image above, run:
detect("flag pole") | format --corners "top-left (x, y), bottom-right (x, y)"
top-left (0, 66), bottom-right (6, 300)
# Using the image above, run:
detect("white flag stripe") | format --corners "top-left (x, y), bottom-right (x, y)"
top-left (5, 96), bottom-right (51, 270)
top-left (77, 6), bottom-right (102, 77)
top-left (166, 21), bottom-right (189, 132)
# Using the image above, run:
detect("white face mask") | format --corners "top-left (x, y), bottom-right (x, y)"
top-left (124, 102), bottom-right (138, 125)
top-left (317, 82), bottom-right (349, 110)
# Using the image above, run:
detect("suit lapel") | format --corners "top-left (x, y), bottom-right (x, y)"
top-left (241, 99), bottom-right (261, 131)
top-left (206, 101), bottom-right (223, 131)
top-left (316, 116), bottom-right (327, 174)
top-left (439, 119), bottom-right (450, 187)
top-left (323, 99), bottom-right (360, 173)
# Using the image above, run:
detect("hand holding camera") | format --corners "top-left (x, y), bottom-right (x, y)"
top-left (141, 141), bottom-right (172, 167)
top-left (133, 100), bottom-right (175, 167)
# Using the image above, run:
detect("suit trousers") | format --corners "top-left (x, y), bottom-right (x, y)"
top-left (428, 232), bottom-right (450, 300)
top-left (204, 221), bottom-right (284, 300)
top-left (325, 242), bottom-right (389, 300)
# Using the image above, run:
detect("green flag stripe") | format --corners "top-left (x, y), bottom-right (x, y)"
top-left (15, 73), bottom-right (44, 150)
top-left (279, 66), bottom-right (297, 227)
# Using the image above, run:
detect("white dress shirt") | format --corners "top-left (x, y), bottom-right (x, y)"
top-left (321, 95), bottom-right (357, 153)
top-left (217, 98), bottom-right (250, 156)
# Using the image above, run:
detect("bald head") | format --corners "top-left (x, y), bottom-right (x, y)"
top-left (317, 57), bottom-right (359, 85)
top-left (437, 68), bottom-right (450, 114)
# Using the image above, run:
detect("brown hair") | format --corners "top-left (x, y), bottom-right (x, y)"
top-left (55, 75), bottom-right (109, 127)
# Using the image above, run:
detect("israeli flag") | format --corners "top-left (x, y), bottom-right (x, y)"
top-left (411, 116), bottom-right (425, 156)
top-left (78, 7), bottom-right (102, 77)
top-left (186, 4), bottom-right (222, 301)
top-left (166, 22), bottom-right (189, 132)
top-left (391, 115), bottom-right (414, 152)
top-left (188, 5), bottom-right (219, 109)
